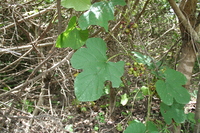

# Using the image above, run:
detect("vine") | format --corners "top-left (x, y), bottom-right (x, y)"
top-left (56, 0), bottom-right (191, 132)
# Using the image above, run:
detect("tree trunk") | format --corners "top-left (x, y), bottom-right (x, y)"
top-left (194, 13), bottom-right (200, 133)
top-left (168, 0), bottom-right (198, 133)
top-left (177, 0), bottom-right (197, 88)
top-left (177, 1), bottom-right (197, 133)
top-left (194, 83), bottom-right (200, 133)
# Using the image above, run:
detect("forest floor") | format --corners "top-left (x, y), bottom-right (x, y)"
top-left (0, 1), bottom-right (199, 132)
top-left (0, 77), bottom-right (198, 133)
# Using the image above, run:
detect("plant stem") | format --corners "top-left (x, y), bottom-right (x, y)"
top-left (107, 53), bottom-right (124, 62)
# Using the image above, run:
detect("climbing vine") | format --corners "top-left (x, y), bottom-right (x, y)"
top-left (56, 0), bottom-right (191, 132)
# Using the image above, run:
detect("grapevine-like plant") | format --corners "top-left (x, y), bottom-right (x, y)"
top-left (56, 0), bottom-right (191, 131)
top-left (56, 0), bottom-right (126, 101)
top-left (61, 0), bottom-right (91, 11)
top-left (70, 38), bottom-right (124, 101)
top-left (124, 51), bottom-right (191, 131)
top-left (56, 16), bottom-right (89, 49)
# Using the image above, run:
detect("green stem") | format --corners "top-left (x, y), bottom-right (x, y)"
top-left (146, 94), bottom-right (152, 123)
top-left (108, 32), bottom-right (129, 55)
top-left (106, 53), bottom-right (124, 62)
top-left (145, 68), bottom-right (152, 123)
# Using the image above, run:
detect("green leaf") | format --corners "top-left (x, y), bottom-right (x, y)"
top-left (116, 123), bottom-right (123, 131)
top-left (71, 37), bottom-right (107, 69)
top-left (65, 124), bottom-right (74, 132)
top-left (61, 0), bottom-right (91, 11)
top-left (160, 101), bottom-right (186, 124)
top-left (141, 86), bottom-right (150, 96)
top-left (124, 120), bottom-right (146, 133)
top-left (187, 113), bottom-right (196, 123)
top-left (146, 121), bottom-right (158, 133)
top-left (132, 51), bottom-right (152, 66)
top-left (155, 69), bottom-right (190, 105)
top-left (56, 16), bottom-right (89, 49)
top-left (135, 91), bottom-right (144, 100)
top-left (81, 107), bottom-right (87, 112)
top-left (120, 93), bottom-right (128, 106)
top-left (110, 0), bottom-right (126, 6)
top-left (70, 38), bottom-right (124, 101)
top-left (78, 0), bottom-right (126, 31)
top-left (3, 87), bottom-right (9, 91)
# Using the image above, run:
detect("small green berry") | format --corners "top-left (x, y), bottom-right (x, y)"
top-left (126, 62), bottom-right (131, 66)
top-left (128, 71), bottom-right (133, 74)
top-left (129, 67), bottom-right (134, 71)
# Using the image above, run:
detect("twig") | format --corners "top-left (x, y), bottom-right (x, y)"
top-left (158, 38), bottom-right (181, 62)
top-left (145, 24), bottom-right (176, 47)
top-left (0, 50), bottom-right (74, 98)
top-left (104, 19), bottom-right (123, 41)
top-left (0, 4), bottom-right (56, 32)
top-left (135, 0), bottom-right (150, 23)
top-left (57, 0), bottom-right (62, 34)
top-left (26, 13), bottom-right (58, 80)
top-left (4, 114), bottom-right (61, 119)
top-left (26, 87), bottom-right (46, 130)
top-left (168, 0), bottom-right (200, 43)
top-left (0, 48), bottom-right (33, 73)
top-left (0, 42), bottom-right (54, 54)
top-left (132, 0), bottom-right (139, 11)
top-left (0, 101), bottom-right (31, 116)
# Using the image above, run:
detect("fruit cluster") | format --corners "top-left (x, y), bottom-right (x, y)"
top-left (126, 62), bottom-right (146, 77)
top-left (120, 21), bottom-right (138, 34)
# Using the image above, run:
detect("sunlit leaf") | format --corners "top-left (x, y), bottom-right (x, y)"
top-left (61, 0), bottom-right (91, 11)
top-left (78, 0), bottom-right (126, 31)
top-left (120, 93), bottom-right (128, 106)
top-left (132, 51), bottom-right (152, 66)
top-left (56, 16), bottom-right (89, 49)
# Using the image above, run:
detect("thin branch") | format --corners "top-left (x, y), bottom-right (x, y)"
top-left (57, 0), bottom-right (62, 34)
top-left (0, 50), bottom-right (74, 98)
top-left (0, 42), bottom-right (54, 54)
top-left (146, 24), bottom-right (176, 47)
top-left (0, 4), bottom-right (56, 32)
top-left (167, 0), bottom-right (200, 43)
top-left (135, 0), bottom-right (150, 23)
top-left (0, 48), bottom-right (33, 73)
top-left (132, 0), bottom-right (140, 11)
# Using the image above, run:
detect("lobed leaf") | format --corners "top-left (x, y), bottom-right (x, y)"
top-left (146, 121), bottom-right (159, 133)
top-left (156, 69), bottom-right (190, 105)
top-left (131, 51), bottom-right (152, 66)
top-left (70, 38), bottom-right (124, 101)
top-left (61, 0), bottom-right (91, 11)
top-left (78, 0), bottom-right (126, 31)
top-left (56, 16), bottom-right (89, 49)
top-left (160, 101), bottom-right (186, 124)
top-left (124, 121), bottom-right (145, 133)
top-left (124, 120), bottom-right (158, 133)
